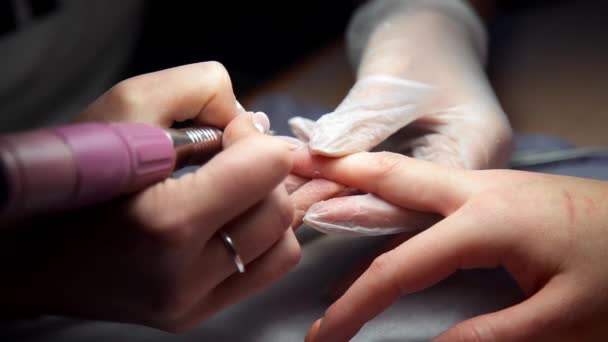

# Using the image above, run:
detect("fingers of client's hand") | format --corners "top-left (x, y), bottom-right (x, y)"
top-left (293, 150), bottom-right (470, 216)
top-left (296, 153), bottom-right (476, 341)
top-left (432, 277), bottom-right (578, 342)
top-left (307, 211), bottom-right (503, 342)
top-left (79, 62), bottom-right (240, 127)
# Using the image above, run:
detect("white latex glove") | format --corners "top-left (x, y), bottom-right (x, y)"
top-left (289, 0), bottom-right (512, 236)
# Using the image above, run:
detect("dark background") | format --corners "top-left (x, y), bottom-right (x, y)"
top-left (121, 0), bottom-right (566, 98)
top-left (0, 0), bottom-right (567, 99)
top-left (123, 1), bottom-right (361, 97)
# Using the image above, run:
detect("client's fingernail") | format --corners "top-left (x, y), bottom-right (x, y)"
top-left (305, 319), bottom-right (322, 342)
top-left (276, 135), bottom-right (305, 150)
top-left (253, 112), bottom-right (270, 134)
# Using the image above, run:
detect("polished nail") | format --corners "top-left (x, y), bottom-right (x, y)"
top-left (252, 112), bottom-right (270, 134)
top-left (305, 318), bottom-right (322, 342)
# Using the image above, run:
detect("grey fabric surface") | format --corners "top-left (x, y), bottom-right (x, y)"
top-left (0, 232), bottom-right (523, 342)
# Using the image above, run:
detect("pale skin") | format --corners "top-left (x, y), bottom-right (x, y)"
top-left (0, 62), bottom-right (300, 332)
top-left (291, 151), bottom-right (608, 341)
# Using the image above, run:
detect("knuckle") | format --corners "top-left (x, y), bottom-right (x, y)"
top-left (369, 252), bottom-right (402, 295)
top-left (130, 181), bottom-right (199, 247)
top-left (248, 136), bottom-right (293, 174)
top-left (221, 122), bottom-right (239, 144)
top-left (323, 304), bottom-right (346, 327)
top-left (275, 189), bottom-right (295, 230)
top-left (370, 252), bottom-right (394, 276)
top-left (255, 190), bottom-right (294, 246)
top-left (283, 235), bottom-right (302, 269)
top-left (137, 208), bottom-right (196, 247)
top-left (105, 79), bottom-right (145, 112)
top-left (462, 190), bottom-right (516, 222)
top-left (199, 61), bottom-right (231, 89)
top-left (372, 152), bottom-right (404, 178)
top-left (267, 139), bottom-right (294, 172)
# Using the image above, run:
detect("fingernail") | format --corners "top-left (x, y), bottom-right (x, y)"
top-left (252, 112), bottom-right (270, 134)
top-left (304, 202), bottom-right (329, 219)
top-left (235, 99), bottom-right (245, 112)
top-left (276, 135), bottom-right (305, 150)
top-left (305, 318), bottom-right (322, 342)
top-left (254, 123), bottom-right (265, 133)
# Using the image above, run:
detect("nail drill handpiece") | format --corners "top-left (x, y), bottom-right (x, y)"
top-left (0, 122), bottom-right (223, 220)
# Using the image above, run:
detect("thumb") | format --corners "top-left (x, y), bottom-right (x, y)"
top-left (79, 62), bottom-right (240, 128)
top-left (222, 111), bottom-right (270, 148)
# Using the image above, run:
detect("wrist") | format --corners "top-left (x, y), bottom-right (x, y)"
top-left (349, 0), bottom-right (487, 81)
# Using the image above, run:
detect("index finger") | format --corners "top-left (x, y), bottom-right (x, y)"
top-left (79, 62), bottom-right (240, 128)
top-left (292, 150), bottom-right (471, 216)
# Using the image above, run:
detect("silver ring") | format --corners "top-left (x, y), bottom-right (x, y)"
top-left (219, 230), bottom-right (245, 273)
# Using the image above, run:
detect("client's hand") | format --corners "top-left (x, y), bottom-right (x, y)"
top-left (294, 151), bottom-right (608, 341)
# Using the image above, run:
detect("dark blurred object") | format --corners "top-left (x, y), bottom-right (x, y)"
top-left (498, 0), bottom-right (572, 11)
top-left (0, 0), bottom-right (144, 133)
top-left (0, 2), bottom-right (17, 36)
top-left (124, 1), bottom-right (359, 97)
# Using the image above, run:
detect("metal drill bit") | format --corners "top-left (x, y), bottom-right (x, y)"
top-left (165, 126), bottom-right (223, 168)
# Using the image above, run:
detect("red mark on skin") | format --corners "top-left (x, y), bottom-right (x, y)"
top-left (583, 195), bottom-right (597, 216)
top-left (562, 189), bottom-right (576, 224)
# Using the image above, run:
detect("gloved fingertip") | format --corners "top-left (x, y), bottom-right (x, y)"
top-left (288, 116), bottom-right (316, 142)
top-left (303, 216), bottom-right (358, 237)
top-left (308, 135), bottom-right (359, 157)
top-left (308, 145), bottom-right (350, 157)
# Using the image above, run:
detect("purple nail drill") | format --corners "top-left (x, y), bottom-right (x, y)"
top-left (0, 122), bottom-right (222, 220)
